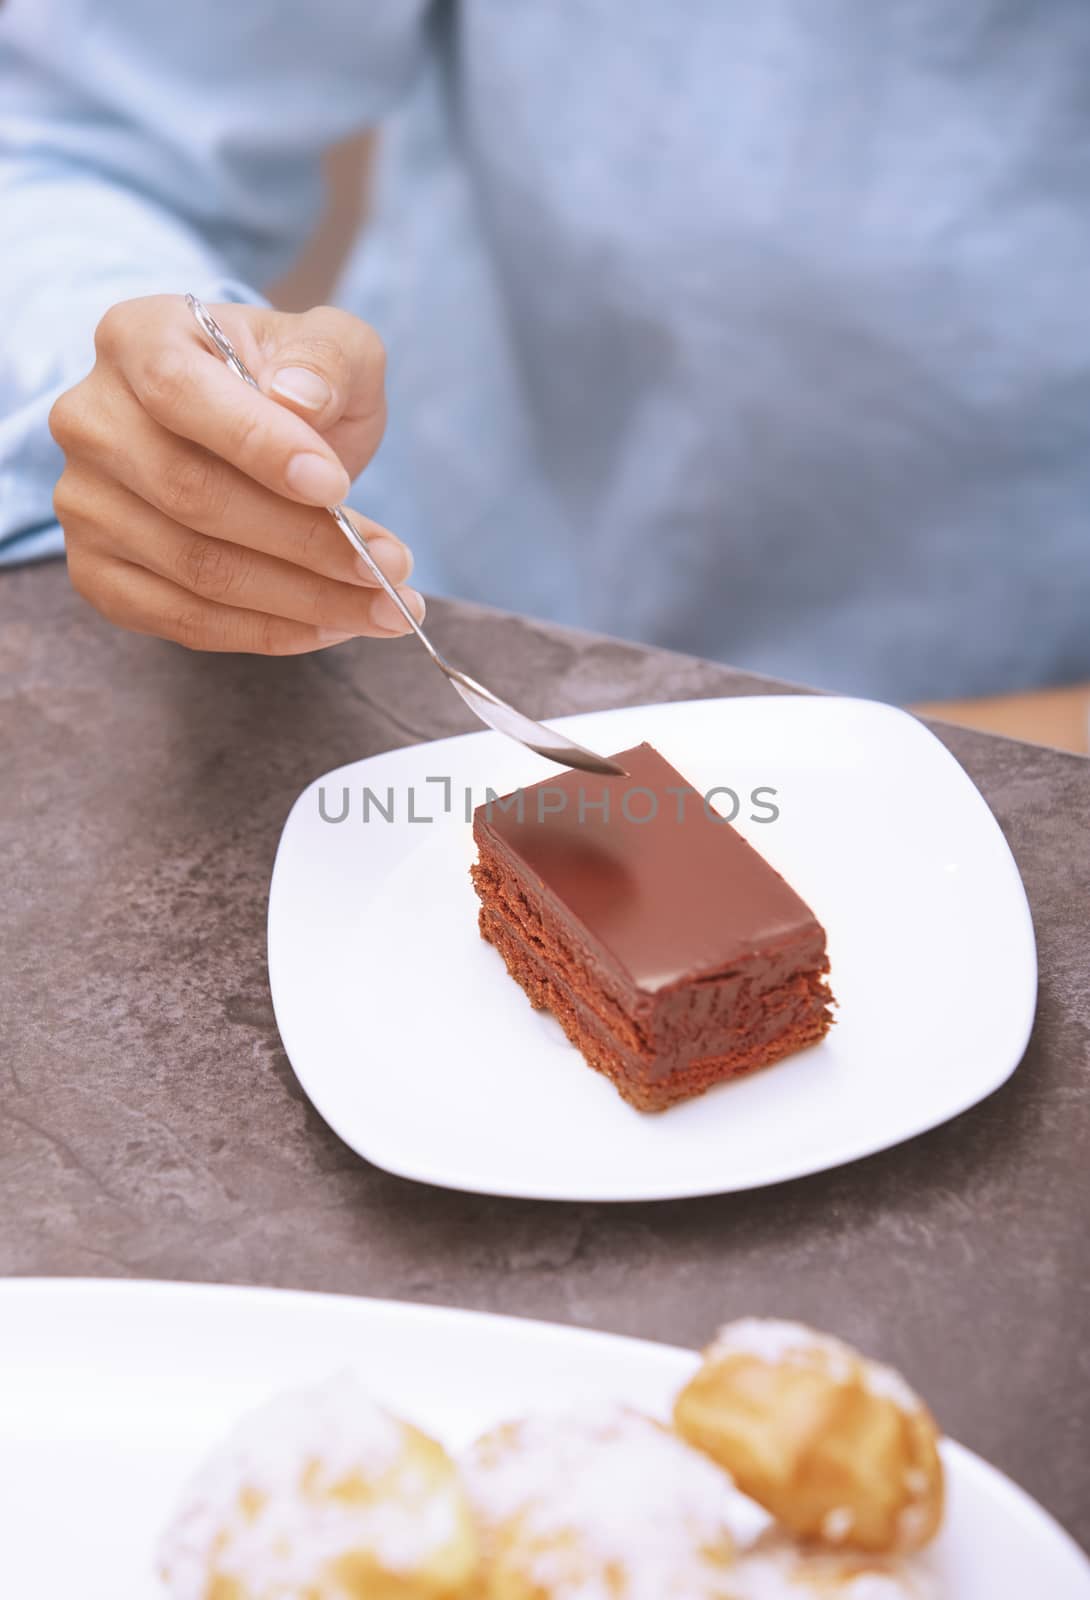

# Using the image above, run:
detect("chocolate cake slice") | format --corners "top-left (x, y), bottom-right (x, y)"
top-left (470, 743), bottom-right (833, 1113)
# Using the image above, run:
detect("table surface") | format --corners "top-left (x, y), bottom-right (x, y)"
top-left (2, 562), bottom-right (1088, 1549)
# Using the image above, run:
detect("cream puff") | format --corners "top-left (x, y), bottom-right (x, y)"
top-left (463, 1407), bottom-right (767, 1599)
top-left (674, 1320), bottom-right (943, 1554)
top-left (158, 1373), bottom-right (478, 1599)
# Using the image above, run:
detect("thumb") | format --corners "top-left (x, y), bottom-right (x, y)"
top-left (255, 304), bottom-right (387, 479)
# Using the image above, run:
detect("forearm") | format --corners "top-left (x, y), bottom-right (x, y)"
top-left (0, 160), bottom-right (264, 563)
top-left (0, 0), bottom-right (358, 563)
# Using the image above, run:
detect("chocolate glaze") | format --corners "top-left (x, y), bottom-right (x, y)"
top-left (474, 743), bottom-right (826, 996)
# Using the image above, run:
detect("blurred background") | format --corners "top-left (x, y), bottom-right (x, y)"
top-left (269, 134), bottom-right (1088, 755)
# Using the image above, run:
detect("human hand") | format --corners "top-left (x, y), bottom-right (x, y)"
top-left (49, 295), bottom-right (423, 652)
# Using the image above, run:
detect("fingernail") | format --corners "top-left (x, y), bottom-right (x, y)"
top-left (355, 535), bottom-right (412, 586)
top-left (285, 452), bottom-right (350, 504)
top-left (373, 587), bottom-right (425, 632)
top-left (271, 366), bottom-right (331, 411)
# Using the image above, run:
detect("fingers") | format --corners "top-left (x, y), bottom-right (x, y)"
top-left (256, 304), bottom-right (387, 426)
top-left (58, 468), bottom-right (425, 646)
top-left (51, 370), bottom-right (411, 591)
top-left (259, 306), bottom-right (388, 481)
top-left (117, 336), bottom-right (352, 507)
top-left (96, 297), bottom-right (381, 507)
top-left (51, 293), bottom-right (416, 659)
top-left (67, 548), bottom-right (351, 655)
top-left (212, 300), bottom-right (388, 480)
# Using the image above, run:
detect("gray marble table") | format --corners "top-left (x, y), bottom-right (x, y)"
top-left (2, 562), bottom-right (1088, 1547)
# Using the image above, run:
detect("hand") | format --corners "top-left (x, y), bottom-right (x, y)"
top-left (49, 295), bottom-right (425, 653)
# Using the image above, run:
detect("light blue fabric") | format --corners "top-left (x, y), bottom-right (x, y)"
top-left (2, 0), bottom-right (1089, 699)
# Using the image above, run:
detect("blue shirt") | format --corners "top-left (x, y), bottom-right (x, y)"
top-left (2, 1), bottom-right (1089, 699)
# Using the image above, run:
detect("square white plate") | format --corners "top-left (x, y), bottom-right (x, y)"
top-left (0, 1280), bottom-right (1085, 1598)
top-left (267, 697), bottom-right (1036, 1201)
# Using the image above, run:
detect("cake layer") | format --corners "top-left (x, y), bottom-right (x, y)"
top-left (471, 833), bottom-right (831, 1064)
top-left (478, 903), bottom-right (830, 1113)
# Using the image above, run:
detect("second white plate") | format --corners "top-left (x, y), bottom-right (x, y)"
top-left (0, 1281), bottom-right (1085, 1598)
top-left (268, 696), bottom-right (1037, 1201)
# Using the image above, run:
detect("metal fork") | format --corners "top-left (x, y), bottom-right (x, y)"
top-left (186, 295), bottom-right (625, 776)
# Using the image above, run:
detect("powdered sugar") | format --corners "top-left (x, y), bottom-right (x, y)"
top-left (158, 1373), bottom-right (465, 1598)
top-left (707, 1320), bottom-right (923, 1415)
top-left (728, 1537), bottom-right (937, 1599)
top-left (158, 1339), bottom-right (940, 1599)
top-left (463, 1407), bottom-right (770, 1599)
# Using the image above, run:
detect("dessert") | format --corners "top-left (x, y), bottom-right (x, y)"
top-left (727, 1534), bottom-right (937, 1598)
top-left (155, 1319), bottom-right (944, 1598)
top-left (470, 743), bottom-right (834, 1112)
top-left (157, 1374), bottom-right (478, 1599)
top-left (674, 1320), bottom-right (943, 1554)
top-left (462, 1408), bottom-right (761, 1599)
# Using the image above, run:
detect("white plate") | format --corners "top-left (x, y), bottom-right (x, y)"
top-left (0, 1280), bottom-right (1085, 1598)
top-left (268, 697), bottom-right (1037, 1201)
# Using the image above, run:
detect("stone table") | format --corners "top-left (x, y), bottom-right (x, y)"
top-left (2, 562), bottom-right (1087, 1547)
